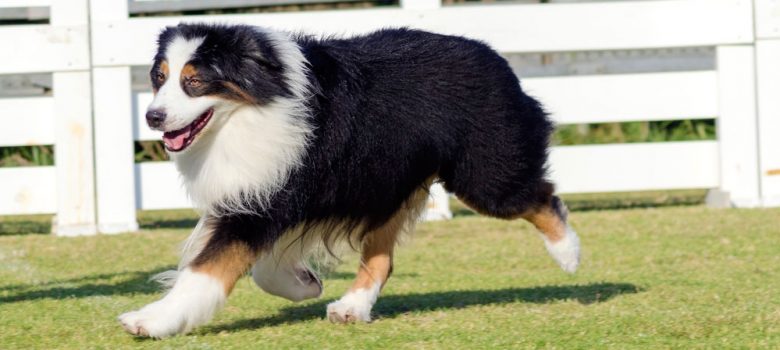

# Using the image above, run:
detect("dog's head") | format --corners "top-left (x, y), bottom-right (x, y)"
top-left (146, 23), bottom-right (298, 153)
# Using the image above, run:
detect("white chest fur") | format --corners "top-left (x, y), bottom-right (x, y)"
top-left (170, 100), bottom-right (313, 215)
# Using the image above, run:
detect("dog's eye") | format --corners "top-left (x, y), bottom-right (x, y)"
top-left (155, 72), bottom-right (165, 82)
top-left (187, 78), bottom-right (202, 88)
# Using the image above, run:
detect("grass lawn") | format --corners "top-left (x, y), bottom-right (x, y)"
top-left (1, 206), bottom-right (779, 349)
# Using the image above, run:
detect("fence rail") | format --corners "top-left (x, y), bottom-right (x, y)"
top-left (0, 0), bottom-right (51, 8)
top-left (524, 71), bottom-right (718, 124)
top-left (128, 0), bottom-right (368, 14)
top-left (91, 0), bottom-right (754, 67)
top-left (1, 0), bottom-right (779, 235)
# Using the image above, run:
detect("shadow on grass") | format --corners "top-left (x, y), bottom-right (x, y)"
top-left (0, 267), bottom-right (424, 304)
top-left (136, 209), bottom-right (199, 230)
top-left (204, 282), bottom-right (641, 334)
top-left (138, 218), bottom-right (199, 230)
top-left (0, 267), bottom-right (172, 303)
top-left (322, 271), bottom-right (420, 280)
top-left (0, 217), bottom-right (52, 235)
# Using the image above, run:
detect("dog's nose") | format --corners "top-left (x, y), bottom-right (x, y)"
top-left (146, 109), bottom-right (166, 128)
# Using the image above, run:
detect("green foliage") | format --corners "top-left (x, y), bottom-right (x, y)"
top-left (1, 206), bottom-right (779, 348)
top-left (0, 146), bottom-right (54, 167)
top-left (554, 119), bottom-right (716, 146)
top-left (134, 141), bottom-right (169, 162)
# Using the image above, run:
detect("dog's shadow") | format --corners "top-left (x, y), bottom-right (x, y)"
top-left (204, 282), bottom-right (641, 334)
top-left (0, 267), bottom-right (173, 303)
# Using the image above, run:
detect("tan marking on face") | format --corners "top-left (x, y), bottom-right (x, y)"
top-left (191, 242), bottom-right (256, 293)
top-left (180, 63), bottom-right (198, 81)
top-left (348, 178), bottom-right (434, 293)
top-left (222, 81), bottom-right (257, 104)
top-left (160, 60), bottom-right (169, 76)
top-left (153, 60), bottom-right (169, 93)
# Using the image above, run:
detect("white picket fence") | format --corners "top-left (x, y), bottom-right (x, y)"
top-left (1, 0), bottom-right (779, 235)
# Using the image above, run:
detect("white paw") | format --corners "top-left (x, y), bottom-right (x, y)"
top-left (326, 283), bottom-right (380, 324)
top-left (326, 299), bottom-right (372, 323)
top-left (118, 302), bottom-right (186, 338)
top-left (118, 269), bottom-right (226, 338)
top-left (544, 226), bottom-right (581, 273)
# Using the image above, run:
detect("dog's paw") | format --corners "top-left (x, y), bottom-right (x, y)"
top-left (326, 299), bottom-right (372, 323)
top-left (326, 283), bottom-right (381, 324)
top-left (118, 305), bottom-right (184, 339)
top-left (118, 311), bottom-right (151, 337)
top-left (118, 269), bottom-right (225, 338)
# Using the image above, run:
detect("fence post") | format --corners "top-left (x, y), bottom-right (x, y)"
top-left (50, 0), bottom-right (97, 235)
top-left (89, 0), bottom-right (139, 233)
top-left (754, 0), bottom-right (780, 206)
top-left (715, 45), bottom-right (761, 207)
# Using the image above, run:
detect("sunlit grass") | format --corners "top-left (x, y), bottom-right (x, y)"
top-left (1, 206), bottom-right (779, 349)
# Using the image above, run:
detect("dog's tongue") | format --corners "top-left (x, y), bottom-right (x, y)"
top-left (163, 126), bottom-right (192, 151)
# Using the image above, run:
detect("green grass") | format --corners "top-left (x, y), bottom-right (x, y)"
top-left (1, 206), bottom-right (779, 349)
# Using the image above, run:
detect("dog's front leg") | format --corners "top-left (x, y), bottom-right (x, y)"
top-left (119, 215), bottom-right (260, 338)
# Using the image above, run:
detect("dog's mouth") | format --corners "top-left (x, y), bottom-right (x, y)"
top-left (163, 108), bottom-right (213, 152)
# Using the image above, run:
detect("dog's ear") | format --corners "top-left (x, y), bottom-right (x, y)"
top-left (154, 26), bottom-right (180, 61)
top-left (243, 30), bottom-right (285, 72)
top-left (245, 48), bottom-right (284, 72)
top-left (157, 26), bottom-right (179, 45)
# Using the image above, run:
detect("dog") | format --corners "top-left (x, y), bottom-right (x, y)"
top-left (118, 23), bottom-right (581, 338)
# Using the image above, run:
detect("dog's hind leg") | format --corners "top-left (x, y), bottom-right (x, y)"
top-left (453, 179), bottom-right (580, 273)
top-left (521, 195), bottom-right (580, 273)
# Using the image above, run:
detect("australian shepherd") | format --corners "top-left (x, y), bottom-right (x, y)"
top-left (119, 23), bottom-right (581, 338)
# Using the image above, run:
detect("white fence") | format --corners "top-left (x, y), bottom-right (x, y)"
top-left (0, 0), bottom-right (95, 235)
top-left (1, 0), bottom-right (780, 235)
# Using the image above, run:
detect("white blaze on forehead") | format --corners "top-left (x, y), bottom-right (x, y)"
top-left (165, 36), bottom-right (204, 83)
top-left (149, 35), bottom-right (214, 131)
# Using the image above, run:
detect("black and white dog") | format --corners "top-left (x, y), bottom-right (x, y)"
top-left (119, 23), bottom-right (580, 338)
